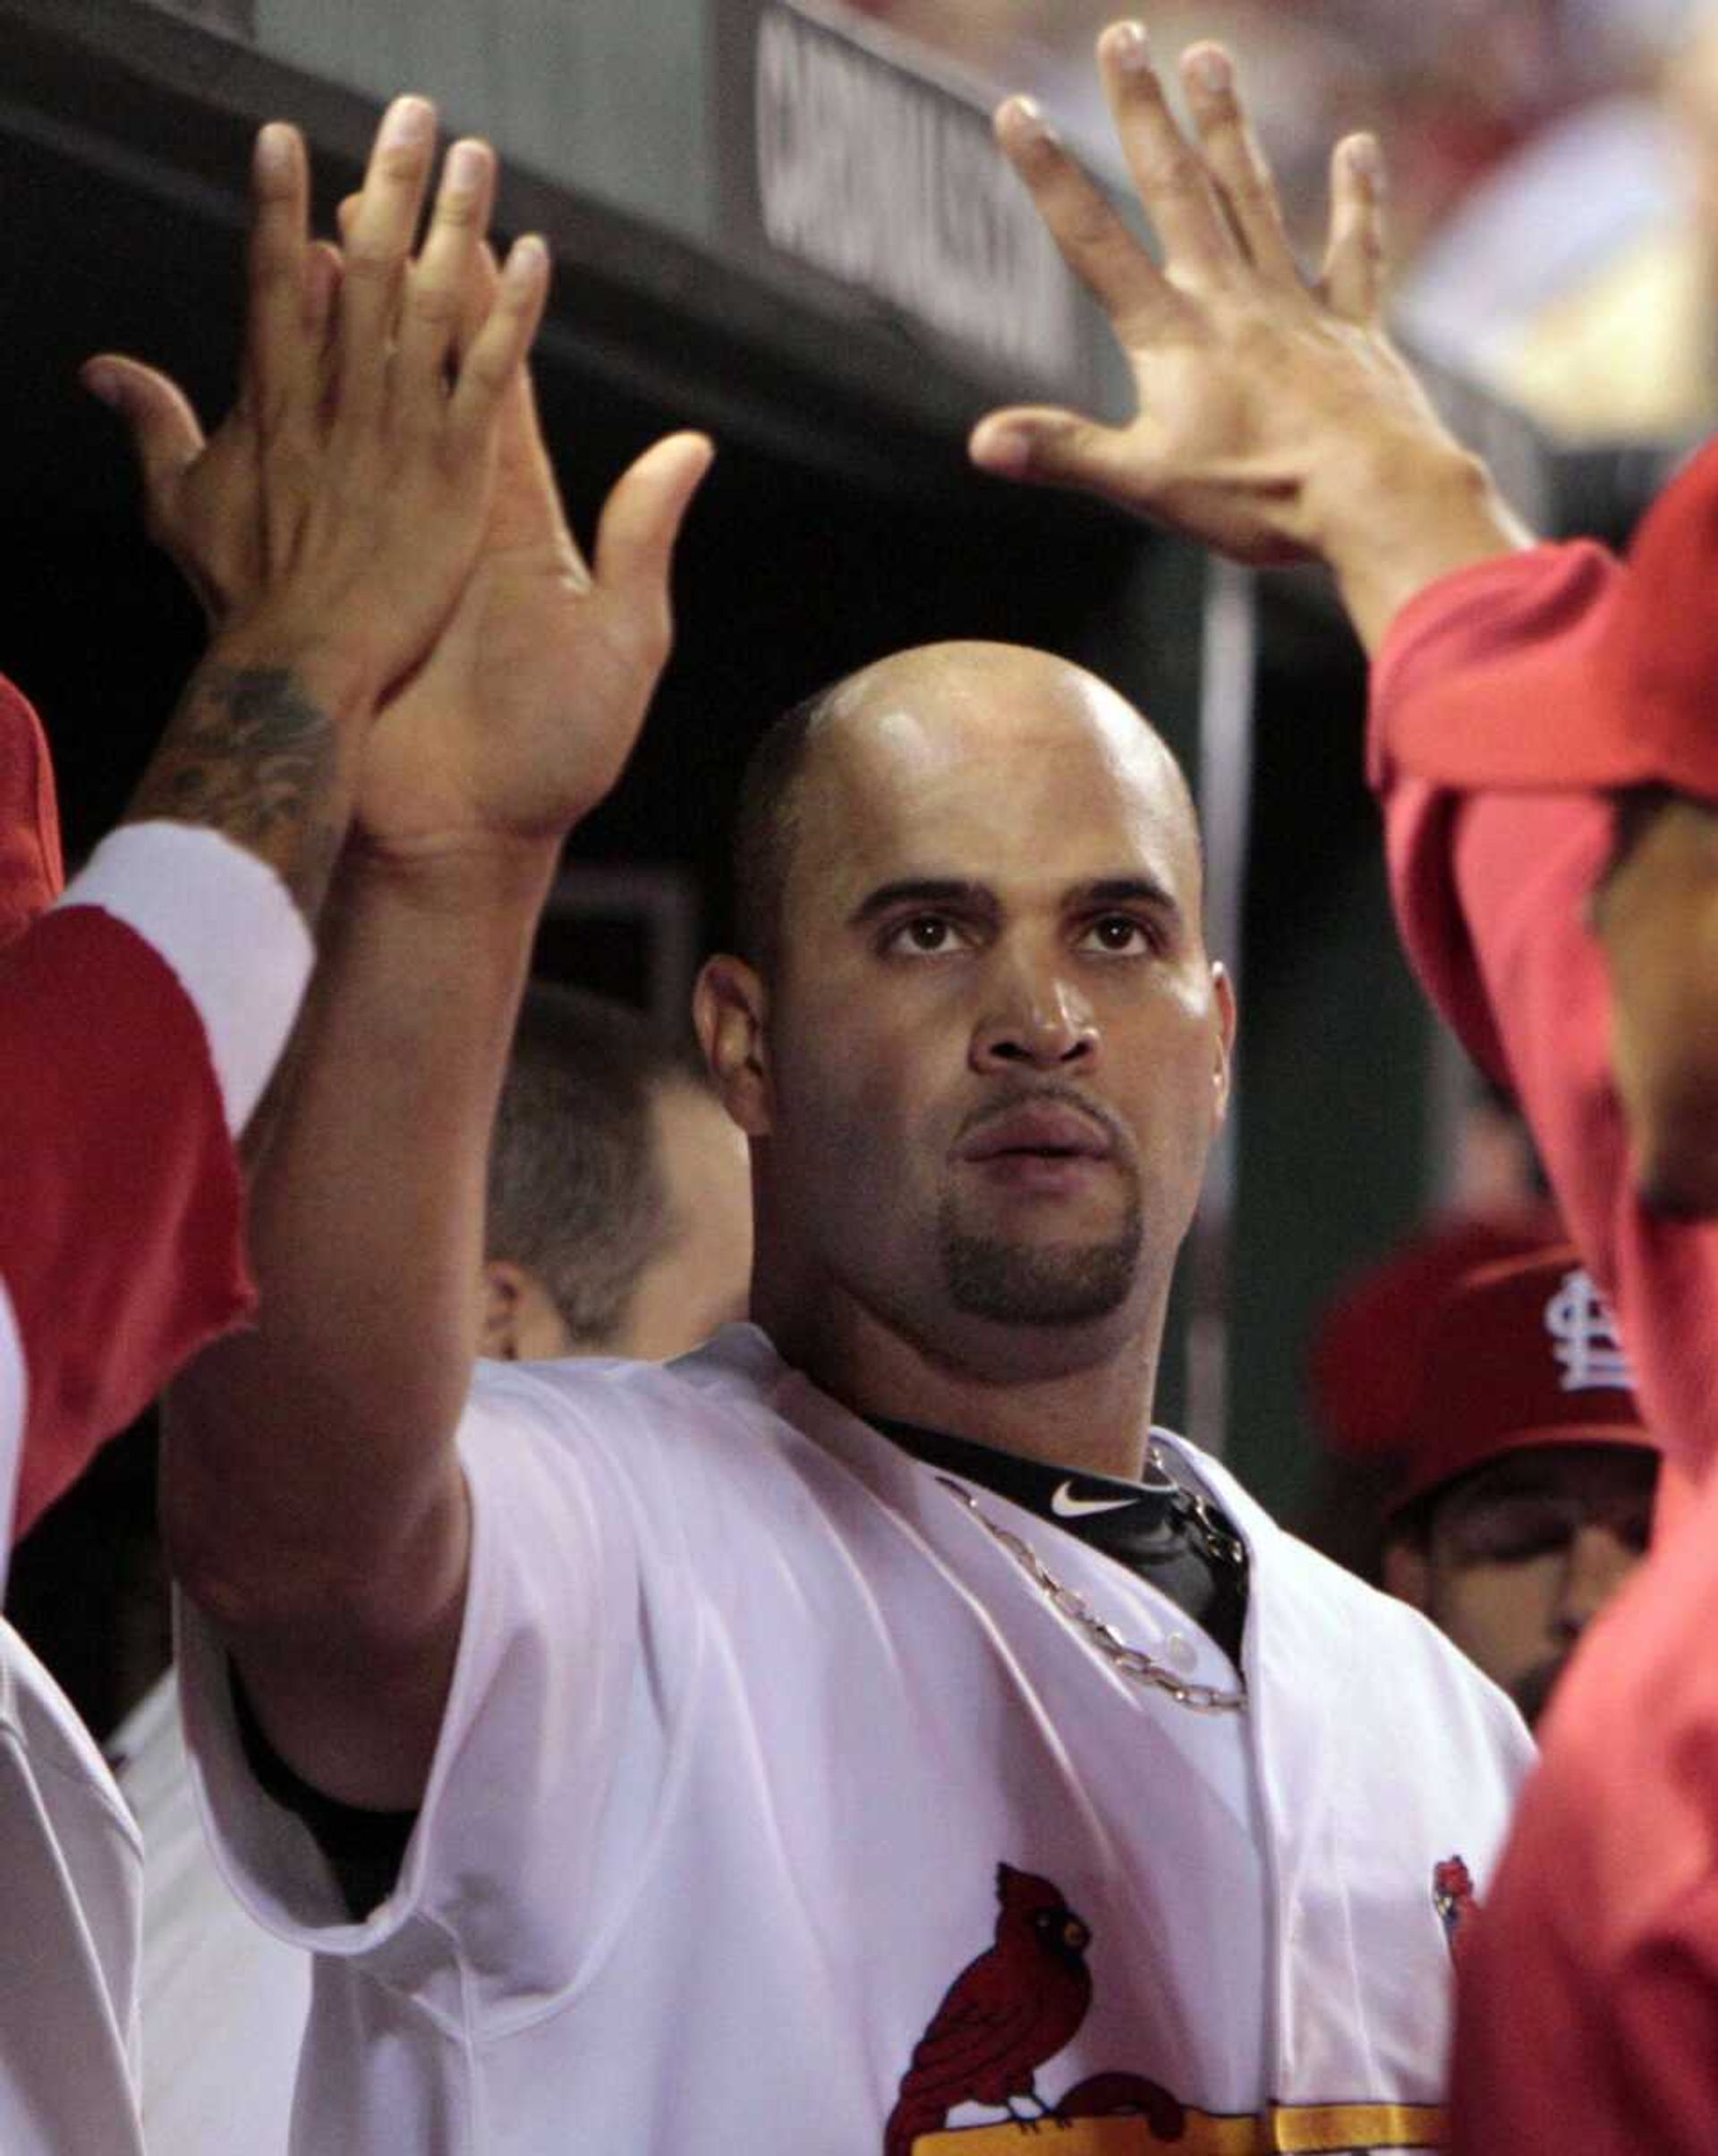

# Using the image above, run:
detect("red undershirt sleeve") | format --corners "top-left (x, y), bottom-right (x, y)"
top-left (0, 906), bottom-right (251, 1542)
top-left (0, 825), bottom-right (312, 1567)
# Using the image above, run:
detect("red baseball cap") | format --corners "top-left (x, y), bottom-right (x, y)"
top-left (1377, 435), bottom-right (1718, 801)
top-left (1309, 1207), bottom-right (1563, 1459)
top-left (0, 673), bottom-right (63, 947)
top-left (1391, 1244), bottom-right (1654, 1515)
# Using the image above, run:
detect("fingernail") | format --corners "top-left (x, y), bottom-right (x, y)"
top-left (380, 96), bottom-right (435, 151)
top-left (1105, 21), bottom-right (1152, 72)
top-left (445, 140), bottom-right (489, 195)
top-left (255, 122), bottom-right (294, 177)
top-left (1005, 96), bottom-right (1051, 141)
top-left (1188, 47), bottom-right (1231, 94)
top-left (1347, 134), bottom-right (1383, 184)
top-left (505, 233), bottom-right (548, 285)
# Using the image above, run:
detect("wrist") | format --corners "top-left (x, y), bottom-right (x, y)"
top-left (1306, 434), bottom-right (1534, 654)
top-left (345, 829), bottom-right (562, 921)
top-left (204, 618), bottom-right (381, 735)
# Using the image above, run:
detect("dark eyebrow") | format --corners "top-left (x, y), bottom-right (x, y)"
top-left (848, 879), bottom-right (999, 929)
top-left (1074, 877), bottom-right (1185, 923)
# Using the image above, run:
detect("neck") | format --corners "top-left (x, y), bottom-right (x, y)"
top-left (756, 1268), bottom-right (1166, 1482)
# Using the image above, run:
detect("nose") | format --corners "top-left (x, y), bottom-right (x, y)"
top-left (1552, 1523), bottom-right (1639, 1641)
top-left (971, 961), bottom-right (1097, 1073)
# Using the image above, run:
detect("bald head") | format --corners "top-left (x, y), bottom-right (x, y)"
top-left (732, 642), bottom-right (1202, 975)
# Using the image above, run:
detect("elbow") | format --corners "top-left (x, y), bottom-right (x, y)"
top-left (170, 1508), bottom-right (469, 1666)
top-left (162, 1429), bottom-right (470, 1655)
top-left (167, 1526), bottom-right (343, 1642)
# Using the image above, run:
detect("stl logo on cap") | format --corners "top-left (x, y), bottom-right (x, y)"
top-left (1544, 1267), bottom-right (1632, 1394)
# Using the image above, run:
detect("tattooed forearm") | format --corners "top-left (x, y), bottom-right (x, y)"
top-left (124, 665), bottom-right (349, 921)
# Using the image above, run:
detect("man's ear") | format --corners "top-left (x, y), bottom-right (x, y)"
top-left (1382, 1533), bottom-right (1432, 1613)
top-left (694, 954), bottom-right (772, 1138)
top-left (478, 1259), bottom-right (573, 1362)
top-left (480, 1260), bottom-right (529, 1360)
top-left (1210, 961), bottom-right (1238, 1125)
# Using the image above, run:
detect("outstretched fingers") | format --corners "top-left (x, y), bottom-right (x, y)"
top-left (456, 242), bottom-right (578, 564)
top-left (395, 138), bottom-right (498, 426)
top-left (335, 95), bottom-right (438, 429)
top-left (1320, 133), bottom-right (1388, 323)
top-left (447, 233), bottom-right (551, 452)
top-left (1093, 21), bottom-right (1236, 281)
top-left (992, 95), bottom-right (1180, 342)
top-left (243, 122), bottom-right (315, 427)
top-left (1176, 43), bottom-right (1298, 284)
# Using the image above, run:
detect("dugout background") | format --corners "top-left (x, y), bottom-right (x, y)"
top-left (2, 0), bottom-right (1653, 1719)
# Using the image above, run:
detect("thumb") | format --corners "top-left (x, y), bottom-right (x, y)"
top-left (593, 432), bottom-right (716, 606)
top-left (969, 404), bottom-right (1149, 504)
top-left (81, 356), bottom-right (207, 516)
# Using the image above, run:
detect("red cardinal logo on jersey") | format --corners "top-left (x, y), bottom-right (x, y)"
top-left (883, 1863), bottom-right (1446, 2151)
top-left (883, 1864), bottom-right (1093, 2156)
top-left (1433, 1855), bottom-right (1479, 1958)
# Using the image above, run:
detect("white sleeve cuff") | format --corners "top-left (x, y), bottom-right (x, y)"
top-left (58, 823), bottom-right (314, 1134)
top-left (0, 1283), bottom-right (23, 1594)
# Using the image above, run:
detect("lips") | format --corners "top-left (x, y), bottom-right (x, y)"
top-left (959, 1104), bottom-right (1112, 1163)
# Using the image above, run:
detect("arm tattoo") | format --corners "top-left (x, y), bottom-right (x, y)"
top-left (125, 665), bottom-right (347, 921)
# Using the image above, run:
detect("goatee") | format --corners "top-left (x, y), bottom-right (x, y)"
top-left (939, 1201), bottom-right (1143, 1326)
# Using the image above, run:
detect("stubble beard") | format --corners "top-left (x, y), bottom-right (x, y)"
top-left (937, 1188), bottom-right (1144, 1327)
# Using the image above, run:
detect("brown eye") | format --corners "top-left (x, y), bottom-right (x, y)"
top-left (887, 915), bottom-right (957, 955)
top-left (1083, 915), bottom-right (1150, 955)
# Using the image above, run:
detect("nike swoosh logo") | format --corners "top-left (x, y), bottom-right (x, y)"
top-left (1050, 1480), bottom-right (1139, 1520)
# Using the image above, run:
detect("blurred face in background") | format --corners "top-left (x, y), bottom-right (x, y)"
top-left (1385, 1441), bottom-right (1657, 1726)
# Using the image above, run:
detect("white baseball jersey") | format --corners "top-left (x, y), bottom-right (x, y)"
top-left (109, 1671), bottom-right (307, 2156)
top-left (183, 1328), bottom-right (1533, 2156)
top-left (0, 823), bottom-right (310, 2156)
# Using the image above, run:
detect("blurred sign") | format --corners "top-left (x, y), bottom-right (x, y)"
top-left (138, 0), bottom-right (255, 37)
top-left (713, 0), bottom-right (1104, 403)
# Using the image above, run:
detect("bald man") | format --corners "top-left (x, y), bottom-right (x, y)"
top-left (156, 501), bottom-right (1532, 2156)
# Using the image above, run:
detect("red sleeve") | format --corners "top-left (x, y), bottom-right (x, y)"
top-left (1369, 547), bottom-right (1718, 1477)
top-left (0, 905), bottom-right (255, 1541)
top-left (1374, 525), bottom-right (1718, 2153)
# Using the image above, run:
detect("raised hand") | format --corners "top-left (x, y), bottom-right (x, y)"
top-left (970, 23), bottom-right (1527, 644)
top-left (91, 102), bottom-right (548, 917)
top-left (92, 98), bottom-right (545, 709)
top-left (92, 115), bottom-right (711, 870)
top-left (337, 238), bottom-right (712, 862)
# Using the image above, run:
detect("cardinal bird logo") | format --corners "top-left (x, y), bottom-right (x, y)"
top-left (883, 1864), bottom-right (1094, 2156)
top-left (1433, 1855), bottom-right (1478, 1958)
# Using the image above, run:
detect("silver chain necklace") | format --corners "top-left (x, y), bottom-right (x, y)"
top-left (936, 1473), bottom-right (1248, 1715)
